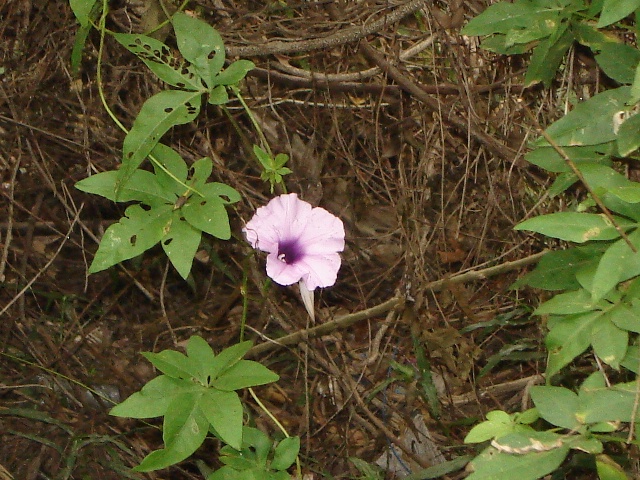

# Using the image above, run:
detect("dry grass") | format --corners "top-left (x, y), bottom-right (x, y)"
top-left (0, 0), bottom-right (606, 478)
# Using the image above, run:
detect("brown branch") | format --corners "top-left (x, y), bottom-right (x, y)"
top-left (225, 0), bottom-right (427, 57)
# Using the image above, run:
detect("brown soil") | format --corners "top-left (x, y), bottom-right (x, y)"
top-left (0, 1), bottom-right (607, 479)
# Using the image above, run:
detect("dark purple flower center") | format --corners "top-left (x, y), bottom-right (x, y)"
top-left (277, 238), bottom-right (303, 264)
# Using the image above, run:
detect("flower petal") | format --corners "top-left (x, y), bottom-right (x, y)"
top-left (265, 253), bottom-right (308, 286)
top-left (297, 252), bottom-right (342, 290)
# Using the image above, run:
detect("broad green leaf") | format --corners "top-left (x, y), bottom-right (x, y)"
top-left (548, 171), bottom-right (578, 196)
top-left (75, 170), bottom-right (174, 205)
top-left (571, 21), bottom-right (615, 50)
top-left (208, 85), bottom-right (229, 105)
top-left (524, 24), bottom-right (573, 87)
top-left (591, 317), bottom-right (628, 368)
top-left (581, 163), bottom-right (639, 194)
top-left (525, 144), bottom-right (612, 173)
top-left (135, 393), bottom-right (208, 471)
top-left (461, 0), bottom-right (545, 36)
top-left (536, 87), bottom-right (630, 147)
top-left (143, 349), bottom-right (200, 380)
top-left (480, 34), bottom-right (531, 54)
top-left (595, 43), bottom-right (640, 84)
top-left (466, 444), bottom-right (569, 480)
top-left (464, 411), bottom-right (519, 443)
top-left (535, 288), bottom-right (601, 315)
top-left (242, 427), bottom-right (272, 465)
top-left (90, 203), bottom-right (172, 273)
top-left (182, 183), bottom-right (240, 239)
top-left (564, 436), bottom-right (603, 454)
top-left (271, 436), bottom-right (300, 470)
top-left (172, 12), bottom-right (225, 89)
top-left (591, 229), bottom-right (640, 300)
top-left (207, 341), bottom-right (253, 381)
top-left (119, 90), bottom-right (202, 192)
top-left (213, 360), bottom-right (279, 391)
top-left (530, 386), bottom-right (580, 429)
top-left (199, 389), bottom-right (243, 449)
top-left (212, 60), bottom-right (255, 86)
top-left (515, 212), bottom-right (624, 243)
top-left (578, 383), bottom-right (636, 423)
top-left (617, 110), bottom-right (640, 156)
top-left (545, 311), bottom-right (600, 377)
top-left (70, 0), bottom-right (98, 26)
top-left (161, 211), bottom-right (201, 279)
top-left (608, 302), bottom-right (640, 333)
top-left (597, 0), bottom-right (640, 27)
top-left (109, 375), bottom-right (186, 418)
top-left (620, 345), bottom-right (639, 372)
top-left (113, 33), bottom-right (203, 90)
top-left (512, 246), bottom-right (603, 291)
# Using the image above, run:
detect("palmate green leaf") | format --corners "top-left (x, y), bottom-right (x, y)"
top-left (89, 203), bottom-right (172, 274)
top-left (119, 90), bottom-right (202, 194)
top-left (525, 25), bottom-right (574, 87)
top-left (172, 12), bottom-right (225, 89)
top-left (466, 444), bottom-right (569, 480)
top-left (617, 110), bottom-right (640, 156)
top-left (182, 182), bottom-right (241, 240)
top-left (596, 43), bottom-right (640, 84)
top-left (113, 33), bottom-right (203, 90)
top-left (213, 360), bottom-right (280, 391)
top-left (535, 87), bottom-right (630, 147)
top-left (597, 0), bottom-right (640, 27)
top-left (135, 392), bottom-right (209, 472)
top-left (199, 389), bottom-right (243, 449)
top-left (75, 170), bottom-right (174, 206)
top-left (161, 211), bottom-right (201, 279)
top-left (591, 229), bottom-right (640, 300)
top-left (515, 212), bottom-right (626, 243)
top-left (591, 316), bottom-right (628, 368)
top-left (109, 375), bottom-right (188, 418)
top-left (545, 311), bottom-right (600, 378)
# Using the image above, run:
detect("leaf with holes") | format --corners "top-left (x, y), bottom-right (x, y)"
top-left (172, 12), bottom-right (225, 89)
top-left (90, 203), bottom-right (173, 274)
top-left (161, 210), bottom-right (202, 279)
top-left (76, 169), bottom-right (174, 206)
top-left (181, 182), bottom-right (241, 239)
top-left (114, 33), bottom-right (203, 91)
top-left (119, 90), bottom-right (201, 194)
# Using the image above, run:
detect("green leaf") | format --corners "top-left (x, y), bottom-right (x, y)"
top-left (70, 0), bottom-right (98, 26)
top-left (143, 349), bottom-right (200, 380)
top-left (464, 411), bottom-right (519, 444)
top-left (207, 341), bottom-right (253, 381)
top-left (621, 345), bottom-right (640, 372)
top-left (186, 336), bottom-right (216, 382)
top-left (119, 90), bottom-right (202, 192)
top-left (524, 24), bottom-right (574, 87)
top-left (515, 212), bottom-right (625, 243)
top-left (161, 211), bottom-right (201, 279)
top-left (172, 12), bottom-right (225, 89)
top-left (151, 143), bottom-right (189, 195)
top-left (597, 0), bottom-right (640, 27)
top-left (595, 43), bottom-right (640, 84)
top-left (596, 456), bottom-right (630, 480)
top-left (512, 246), bottom-right (603, 291)
top-left (113, 33), bottom-right (203, 90)
top-left (89, 203), bottom-right (173, 273)
top-left (213, 60), bottom-right (255, 86)
top-left (76, 170), bottom-right (174, 205)
top-left (199, 389), bottom-right (243, 449)
top-left (71, 23), bottom-right (93, 77)
top-left (461, 0), bottom-right (546, 36)
top-left (181, 182), bottom-right (240, 240)
top-left (135, 393), bottom-right (208, 471)
top-left (525, 144), bottom-right (612, 173)
top-left (208, 85), bottom-right (229, 105)
top-left (530, 385), bottom-right (580, 429)
top-left (537, 87), bottom-right (631, 146)
top-left (242, 427), bottom-right (272, 466)
top-left (617, 110), bottom-right (640, 156)
top-left (591, 317), bottom-right (628, 368)
top-left (109, 375), bottom-right (186, 418)
top-left (466, 444), bottom-right (569, 480)
top-left (578, 382), bottom-right (636, 423)
top-left (591, 229), bottom-right (640, 300)
top-left (535, 288), bottom-right (601, 315)
top-left (480, 34), bottom-right (531, 54)
top-left (609, 301), bottom-right (640, 333)
top-left (545, 311), bottom-right (600, 377)
top-left (271, 436), bottom-right (300, 470)
top-left (213, 360), bottom-right (279, 391)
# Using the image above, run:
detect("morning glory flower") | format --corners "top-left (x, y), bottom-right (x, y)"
top-left (244, 193), bottom-right (345, 290)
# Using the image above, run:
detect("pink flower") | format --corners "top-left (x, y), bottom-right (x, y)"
top-left (244, 193), bottom-right (345, 290)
